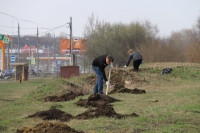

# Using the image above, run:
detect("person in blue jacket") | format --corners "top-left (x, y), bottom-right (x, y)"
top-left (92, 55), bottom-right (114, 94)
top-left (124, 49), bottom-right (143, 71)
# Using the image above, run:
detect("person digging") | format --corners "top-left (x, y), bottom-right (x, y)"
top-left (124, 49), bottom-right (143, 72)
top-left (92, 55), bottom-right (114, 94)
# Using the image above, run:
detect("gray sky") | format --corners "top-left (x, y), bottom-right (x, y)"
top-left (0, 0), bottom-right (199, 37)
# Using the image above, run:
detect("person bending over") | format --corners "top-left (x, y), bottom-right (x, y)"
top-left (124, 49), bottom-right (143, 71)
top-left (92, 55), bottom-right (114, 94)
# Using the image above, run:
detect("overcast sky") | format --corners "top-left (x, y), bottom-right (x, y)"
top-left (0, 0), bottom-right (199, 38)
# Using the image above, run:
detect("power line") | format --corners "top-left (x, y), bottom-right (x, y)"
top-left (19, 23), bottom-right (69, 36)
top-left (0, 22), bottom-right (69, 36)
top-left (0, 25), bottom-right (51, 30)
top-left (0, 22), bottom-right (68, 31)
top-left (38, 23), bottom-right (69, 35)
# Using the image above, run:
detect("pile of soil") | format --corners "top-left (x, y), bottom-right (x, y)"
top-left (27, 103), bottom-right (139, 122)
top-left (110, 69), bottom-right (130, 85)
top-left (108, 70), bottom-right (146, 94)
top-left (28, 108), bottom-right (73, 122)
top-left (75, 105), bottom-right (139, 119)
top-left (84, 69), bottom-right (147, 95)
top-left (74, 92), bottom-right (139, 120)
top-left (84, 69), bottom-right (130, 86)
top-left (75, 94), bottom-right (120, 107)
top-left (44, 91), bottom-right (84, 102)
top-left (16, 121), bottom-right (84, 133)
top-left (108, 69), bottom-right (146, 95)
top-left (110, 88), bottom-right (146, 94)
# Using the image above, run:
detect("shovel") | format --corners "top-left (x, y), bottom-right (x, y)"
top-left (106, 68), bottom-right (111, 95)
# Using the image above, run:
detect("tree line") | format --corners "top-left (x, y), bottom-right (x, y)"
top-left (83, 14), bottom-right (200, 66)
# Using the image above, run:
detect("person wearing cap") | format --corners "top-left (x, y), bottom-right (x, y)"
top-left (92, 55), bottom-right (114, 94)
top-left (124, 49), bottom-right (143, 71)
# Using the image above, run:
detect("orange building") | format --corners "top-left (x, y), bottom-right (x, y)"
top-left (0, 41), bottom-right (5, 71)
top-left (60, 39), bottom-right (88, 54)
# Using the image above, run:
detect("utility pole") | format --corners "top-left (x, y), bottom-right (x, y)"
top-left (7, 36), bottom-right (9, 69)
top-left (10, 37), bottom-right (13, 57)
top-left (29, 44), bottom-right (31, 71)
top-left (69, 17), bottom-right (74, 66)
top-left (17, 23), bottom-right (20, 62)
top-left (36, 27), bottom-right (39, 76)
top-left (48, 33), bottom-right (50, 72)
top-left (54, 34), bottom-right (56, 72)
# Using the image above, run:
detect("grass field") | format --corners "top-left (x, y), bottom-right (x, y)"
top-left (0, 63), bottom-right (200, 133)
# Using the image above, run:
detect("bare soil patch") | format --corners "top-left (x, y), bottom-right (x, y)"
top-left (85, 69), bottom-right (147, 95)
top-left (109, 69), bottom-right (147, 94)
top-left (44, 91), bottom-right (84, 102)
top-left (110, 87), bottom-right (146, 94)
top-left (75, 93), bottom-right (120, 107)
top-left (28, 108), bottom-right (73, 122)
top-left (110, 69), bottom-right (129, 84)
top-left (27, 101), bottom-right (138, 122)
top-left (84, 69), bottom-right (130, 86)
top-left (75, 105), bottom-right (139, 119)
top-left (16, 121), bottom-right (84, 133)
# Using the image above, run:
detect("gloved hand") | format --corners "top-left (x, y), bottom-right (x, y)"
top-left (106, 81), bottom-right (110, 86)
top-left (124, 65), bottom-right (127, 68)
top-left (110, 63), bottom-right (113, 69)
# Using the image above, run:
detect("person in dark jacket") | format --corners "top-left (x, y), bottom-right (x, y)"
top-left (124, 49), bottom-right (143, 71)
top-left (92, 55), bottom-right (114, 94)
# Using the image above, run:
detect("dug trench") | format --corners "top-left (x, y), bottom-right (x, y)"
top-left (17, 68), bottom-right (147, 132)
top-left (44, 91), bottom-right (84, 102)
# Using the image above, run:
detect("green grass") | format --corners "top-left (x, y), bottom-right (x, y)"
top-left (0, 63), bottom-right (200, 133)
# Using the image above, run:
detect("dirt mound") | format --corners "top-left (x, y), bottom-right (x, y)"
top-left (110, 69), bottom-right (129, 85)
top-left (75, 105), bottom-right (139, 119)
top-left (110, 88), bottom-right (146, 94)
top-left (16, 121), bottom-right (84, 133)
top-left (75, 94), bottom-right (120, 107)
top-left (108, 69), bottom-right (146, 94)
top-left (44, 91), bottom-right (84, 102)
top-left (28, 108), bottom-right (73, 122)
top-left (85, 69), bottom-right (130, 86)
top-left (84, 69), bottom-right (147, 95)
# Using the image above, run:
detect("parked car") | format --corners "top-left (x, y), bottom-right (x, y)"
top-left (4, 69), bottom-right (13, 77)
